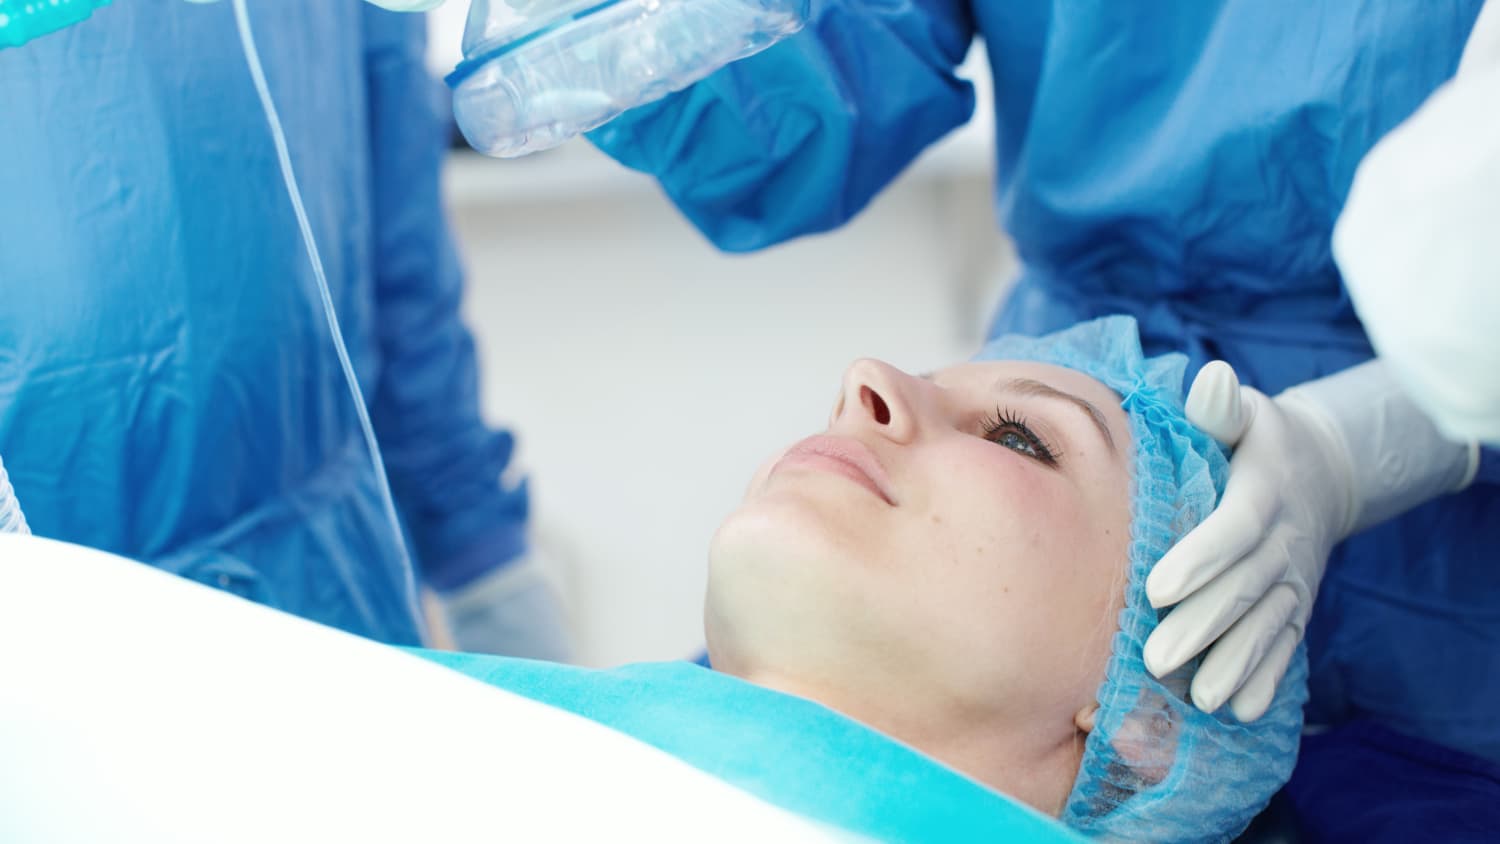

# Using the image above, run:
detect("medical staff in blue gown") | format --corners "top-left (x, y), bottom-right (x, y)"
top-left (0, 0), bottom-right (571, 660)
top-left (586, 0), bottom-right (1500, 834)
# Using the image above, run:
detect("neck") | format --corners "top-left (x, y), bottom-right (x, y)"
top-left (736, 669), bottom-right (1086, 816)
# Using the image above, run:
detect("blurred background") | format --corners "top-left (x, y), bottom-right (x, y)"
top-left (426, 6), bottom-right (1017, 666)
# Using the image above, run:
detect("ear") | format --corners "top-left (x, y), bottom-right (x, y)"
top-left (1074, 702), bottom-right (1100, 734)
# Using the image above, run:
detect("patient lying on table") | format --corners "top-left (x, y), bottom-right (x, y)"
top-left (424, 317), bottom-right (1308, 842)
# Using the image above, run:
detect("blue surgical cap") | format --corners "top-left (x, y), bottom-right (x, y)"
top-left (974, 316), bottom-right (1308, 843)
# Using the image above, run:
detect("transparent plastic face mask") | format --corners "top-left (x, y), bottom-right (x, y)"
top-left (448, 0), bottom-right (809, 158)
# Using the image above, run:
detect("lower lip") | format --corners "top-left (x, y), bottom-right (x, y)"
top-left (771, 451), bottom-right (891, 504)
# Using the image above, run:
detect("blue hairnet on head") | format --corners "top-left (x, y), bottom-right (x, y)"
top-left (974, 316), bottom-right (1308, 843)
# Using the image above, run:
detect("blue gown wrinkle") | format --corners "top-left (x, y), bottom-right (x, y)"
top-left (0, 0), bottom-right (527, 644)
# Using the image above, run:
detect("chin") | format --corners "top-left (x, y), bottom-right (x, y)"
top-left (708, 499), bottom-right (911, 680)
top-left (710, 492), bottom-right (864, 594)
top-left (708, 501), bottom-right (861, 653)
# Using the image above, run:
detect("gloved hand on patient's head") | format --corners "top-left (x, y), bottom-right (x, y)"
top-left (1143, 359), bottom-right (1477, 721)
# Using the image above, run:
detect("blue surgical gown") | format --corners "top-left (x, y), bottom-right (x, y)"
top-left (0, 1), bottom-right (526, 644)
top-left (589, 1), bottom-right (1500, 762)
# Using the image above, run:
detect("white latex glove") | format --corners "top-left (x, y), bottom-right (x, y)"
top-left (439, 552), bottom-right (577, 662)
top-left (1333, 0), bottom-right (1500, 444)
top-left (1142, 360), bottom-right (1478, 721)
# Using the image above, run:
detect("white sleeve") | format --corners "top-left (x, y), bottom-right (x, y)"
top-left (1332, 1), bottom-right (1500, 445)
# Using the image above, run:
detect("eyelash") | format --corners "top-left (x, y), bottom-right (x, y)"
top-left (981, 407), bottom-right (1060, 466)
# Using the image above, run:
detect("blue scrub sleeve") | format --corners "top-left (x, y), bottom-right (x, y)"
top-left (587, 0), bottom-right (978, 252)
top-left (1478, 446), bottom-right (1500, 486)
top-left (362, 9), bottom-right (528, 593)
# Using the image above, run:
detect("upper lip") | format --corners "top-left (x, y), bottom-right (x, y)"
top-left (775, 434), bottom-right (898, 506)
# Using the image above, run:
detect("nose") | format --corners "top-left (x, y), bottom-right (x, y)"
top-left (829, 359), bottom-right (919, 443)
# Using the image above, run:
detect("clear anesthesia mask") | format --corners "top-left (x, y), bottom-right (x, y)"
top-left (447, 0), bottom-right (809, 158)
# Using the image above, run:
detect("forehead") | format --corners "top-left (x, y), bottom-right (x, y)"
top-left (930, 360), bottom-right (1133, 443)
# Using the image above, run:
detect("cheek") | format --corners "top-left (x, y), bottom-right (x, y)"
top-left (921, 445), bottom-right (1125, 654)
top-left (928, 445), bottom-right (1082, 566)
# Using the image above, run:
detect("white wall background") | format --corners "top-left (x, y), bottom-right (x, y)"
top-left (430, 11), bottom-right (1016, 666)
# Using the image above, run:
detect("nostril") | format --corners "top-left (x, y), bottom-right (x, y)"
top-left (861, 386), bottom-right (891, 425)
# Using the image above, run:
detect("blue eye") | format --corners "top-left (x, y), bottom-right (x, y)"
top-left (981, 408), bottom-right (1060, 466)
top-left (996, 430), bottom-right (1037, 456)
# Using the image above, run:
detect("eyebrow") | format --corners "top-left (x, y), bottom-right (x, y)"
top-left (918, 372), bottom-right (1117, 452)
top-left (997, 377), bottom-right (1117, 453)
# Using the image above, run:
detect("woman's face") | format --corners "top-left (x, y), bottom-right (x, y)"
top-left (706, 358), bottom-right (1134, 735)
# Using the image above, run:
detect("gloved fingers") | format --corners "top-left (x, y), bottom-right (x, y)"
top-left (1187, 583), bottom-right (1300, 713)
top-left (1150, 385), bottom-right (1282, 609)
top-left (1184, 361), bottom-right (1251, 446)
top-left (1147, 462), bottom-right (1281, 609)
top-left (1146, 498), bottom-right (1263, 609)
top-left (1229, 626), bottom-right (1300, 722)
top-left (1143, 548), bottom-right (1286, 678)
